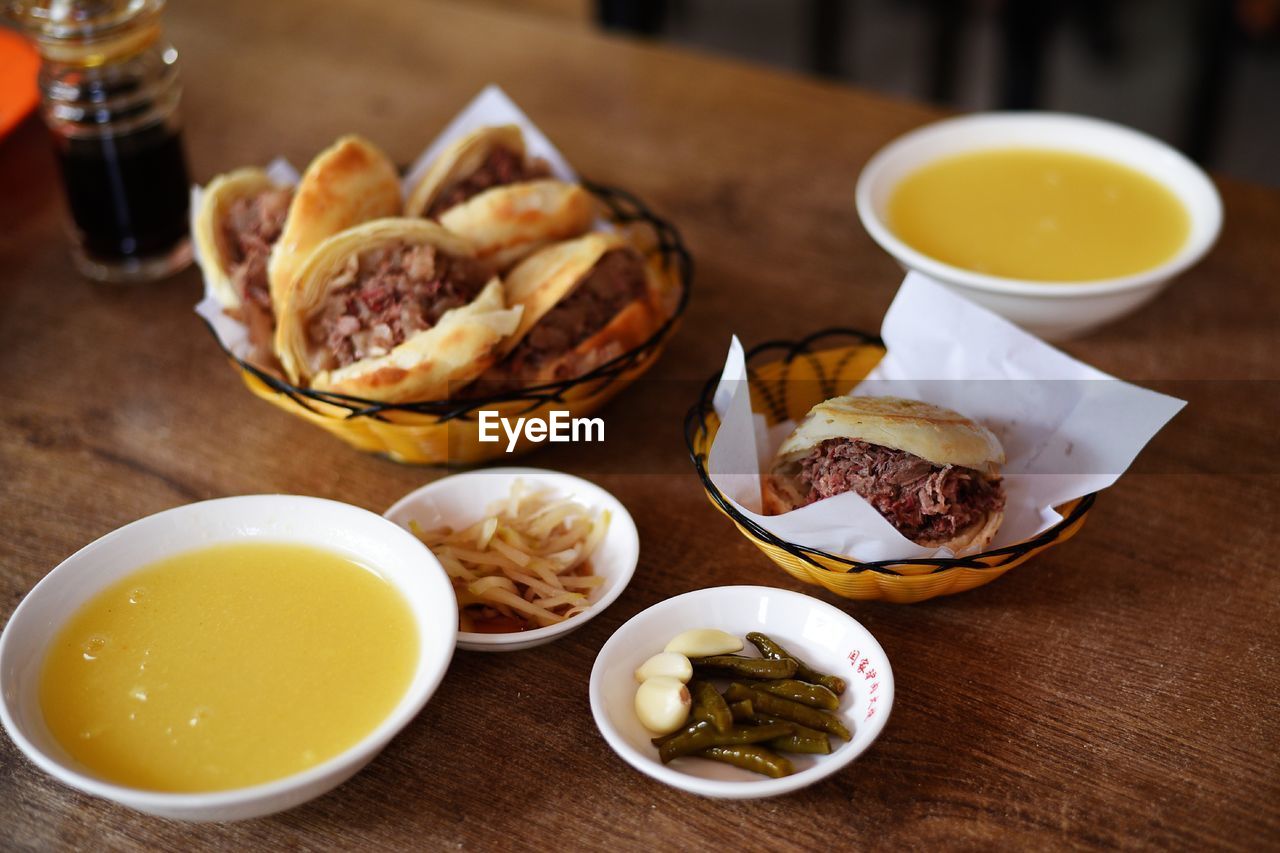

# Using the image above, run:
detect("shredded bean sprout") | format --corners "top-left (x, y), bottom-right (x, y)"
top-left (410, 480), bottom-right (610, 632)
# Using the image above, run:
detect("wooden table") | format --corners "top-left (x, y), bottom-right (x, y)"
top-left (2, 1), bottom-right (1277, 848)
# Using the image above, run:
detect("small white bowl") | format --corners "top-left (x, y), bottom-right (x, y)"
top-left (589, 586), bottom-right (893, 798)
top-left (0, 495), bottom-right (457, 822)
top-left (384, 467), bottom-right (639, 653)
top-left (855, 112), bottom-right (1223, 340)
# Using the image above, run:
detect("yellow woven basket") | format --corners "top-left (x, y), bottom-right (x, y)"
top-left (210, 183), bottom-right (691, 466)
top-left (683, 329), bottom-right (1095, 603)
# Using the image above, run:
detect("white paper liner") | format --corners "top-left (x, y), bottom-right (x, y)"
top-left (192, 85), bottom-right (576, 364)
top-left (708, 272), bottom-right (1186, 561)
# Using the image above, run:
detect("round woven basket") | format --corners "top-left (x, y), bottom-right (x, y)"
top-left (684, 329), bottom-right (1095, 603)
top-left (207, 182), bottom-right (692, 465)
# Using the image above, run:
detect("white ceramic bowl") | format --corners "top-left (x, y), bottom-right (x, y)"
top-left (0, 495), bottom-right (457, 822)
top-left (589, 586), bottom-right (893, 798)
top-left (384, 467), bottom-right (639, 653)
top-left (855, 112), bottom-right (1223, 340)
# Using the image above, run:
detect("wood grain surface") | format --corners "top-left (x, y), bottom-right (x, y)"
top-left (1, 1), bottom-right (1277, 849)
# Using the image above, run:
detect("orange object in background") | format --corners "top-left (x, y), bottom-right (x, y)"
top-left (0, 27), bottom-right (40, 140)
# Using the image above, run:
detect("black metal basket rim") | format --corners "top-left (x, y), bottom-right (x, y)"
top-left (683, 327), bottom-right (1098, 577)
top-left (203, 180), bottom-right (692, 423)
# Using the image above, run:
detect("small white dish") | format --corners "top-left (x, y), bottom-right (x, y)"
top-left (0, 495), bottom-right (457, 822)
top-left (855, 112), bottom-right (1223, 340)
top-left (589, 586), bottom-right (893, 798)
top-left (384, 467), bottom-right (639, 653)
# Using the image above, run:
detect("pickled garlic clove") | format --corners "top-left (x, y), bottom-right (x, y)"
top-left (634, 652), bottom-right (692, 684)
top-left (664, 628), bottom-right (743, 658)
top-left (634, 677), bottom-right (692, 734)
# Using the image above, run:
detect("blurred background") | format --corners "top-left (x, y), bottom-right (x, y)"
top-left (479, 0), bottom-right (1280, 186)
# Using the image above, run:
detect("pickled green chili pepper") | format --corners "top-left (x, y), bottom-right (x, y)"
top-left (746, 632), bottom-right (846, 695)
top-left (655, 724), bottom-right (723, 763)
top-left (767, 731), bottom-right (832, 755)
top-left (748, 713), bottom-right (829, 744)
top-left (659, 722), bottom-right (794, 763)
top-left (744, 678), bottom-right (840, 711)
top-left (724, 683), bottom-right (852, 741)
top-left (691, 680), bottom-right (733, 734)
top-left (698, 745), bottom-right (794, 778)
top-left (728, 699), bottom-right (755, 722)
top-left (651, 718), bottom-right (702, 748)
top-left (690, 654), bottom-right (797, 680)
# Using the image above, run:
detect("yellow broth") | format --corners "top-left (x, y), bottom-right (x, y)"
top-left (887, 147), bottom-right (1190, 281)
top-left (40, 542), bottom-right (418, 792)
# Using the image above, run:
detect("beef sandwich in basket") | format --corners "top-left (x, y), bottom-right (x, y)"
top-left (764, 395), bottom-right (1007, 554)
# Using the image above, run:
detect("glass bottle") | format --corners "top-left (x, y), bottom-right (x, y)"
top-left (7, 0), bottom-right (193, 283)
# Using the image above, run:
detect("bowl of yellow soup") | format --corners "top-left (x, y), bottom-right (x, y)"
top-left (856, 112), bottom-right (1222, 339)
top-left (0, 495), bottom-right (457, 821)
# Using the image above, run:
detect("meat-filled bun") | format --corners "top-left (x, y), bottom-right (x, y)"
top-left (193, 168), bottom-right (295, 363)
top-left (437, 180), bottom-right (595, 269)
top-left (195, 167), bottom-right (292, 313)
top-left (405, 125), bottom-right (532, 219)
top-left (479, 232), bottom-right (660, 388)
top-left (404, 125), bottom-right (594, 269)
top-left (274, 219), bottom-right (522, 403)
top-left (763, 396), bottom-right (1006, 554)
top-left (267, 135), bottom-right (402, 313)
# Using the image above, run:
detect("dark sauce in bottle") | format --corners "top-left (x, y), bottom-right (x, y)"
top-left (54, 121), bottom-right (191, 260)
top-left (10, 0), bottom-right (192, 281)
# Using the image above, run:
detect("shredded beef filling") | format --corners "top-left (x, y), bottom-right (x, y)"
top-left (305, 242), bottom-right (489, 371)
top-left (426, 147), bottom-right (552, 218)
top-left (798, 438), bottom-right (1005, 543)
top-left (223, 188), bottom-right (293, 312)
top-left (501, 249), bottom-right (646, 380)
top-left (221, 188), bottom-right (292, 363)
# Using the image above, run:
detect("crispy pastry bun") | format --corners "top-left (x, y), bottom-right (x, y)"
top-left (494, 232), bottom-right (661, 383)
top-left (763, 395), bottom-right (1005, 553)
top-left (194, 167), bottom-right (286, 311)
top-left (404, 124), bottom-right (526, 219)
top-left (274, 218), bottom-right (522, 403)
top-left (437, 179), bottom-right (595, 270)
top-left (404, 125), bottom-right (592, 269)
top-left (267, 135), bottom-right (402, 313)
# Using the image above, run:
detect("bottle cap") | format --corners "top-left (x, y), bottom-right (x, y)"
top-left (5, 0), bottom-right (164, 63)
